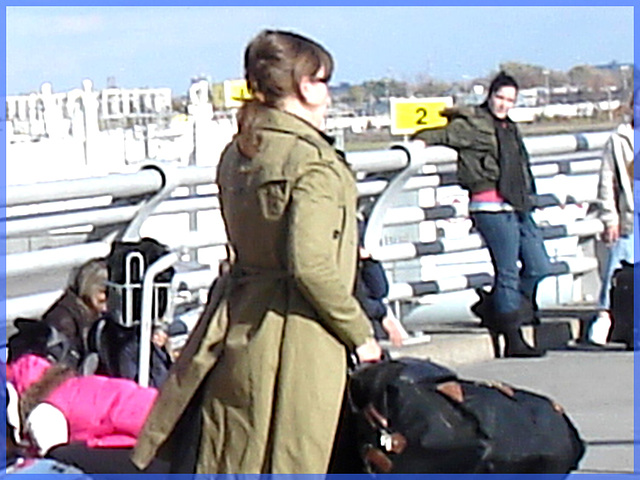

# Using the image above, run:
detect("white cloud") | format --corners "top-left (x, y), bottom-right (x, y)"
top-left (53, 13), bottom-right (105, 35)
top-left (7, 8), bottom-right (105, 38)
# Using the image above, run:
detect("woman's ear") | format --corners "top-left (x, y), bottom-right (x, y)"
top-left (298, 75), bottom-right (314, 104)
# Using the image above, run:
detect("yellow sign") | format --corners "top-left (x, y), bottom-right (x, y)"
top-left (223, 79), bottom-right (252, 109)
top-left (211, 83), bottom-right (225, 110)
top-left (390, 96), bottom-right (453, 135)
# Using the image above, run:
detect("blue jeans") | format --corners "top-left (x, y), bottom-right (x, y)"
top-left (472, 211), bottom-right (553, 314)
top-left (598, 233), bottom-right (635, 308)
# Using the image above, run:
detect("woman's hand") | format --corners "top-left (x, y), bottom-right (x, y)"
top-left (382, 307), bottom-right (409, 347)
top-left (355, 337), bottom-right (383, 363)
top-left (602, 224), bottom-right (620, 245)
top-left (382, 317), bottom-right (404, 347)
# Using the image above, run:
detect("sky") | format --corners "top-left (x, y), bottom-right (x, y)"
top-left (5, 5), bottom-right (635, 97)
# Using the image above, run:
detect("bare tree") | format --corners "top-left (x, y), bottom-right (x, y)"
top-left (412, 73), bottom-right (452, 97)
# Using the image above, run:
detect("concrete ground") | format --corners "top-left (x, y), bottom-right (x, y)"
top-left (458, 349), bottom-right (635, 475)
top-left (381, 297), bottom-right (635, 475)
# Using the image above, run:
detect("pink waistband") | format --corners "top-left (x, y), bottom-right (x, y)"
top-left (470, 189), bottom-right (505, 202)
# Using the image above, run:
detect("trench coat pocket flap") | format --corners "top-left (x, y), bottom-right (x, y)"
top-left (257, 180), bottom-right (290, 220)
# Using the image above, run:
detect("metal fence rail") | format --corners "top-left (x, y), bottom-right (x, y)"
top-left (5, 131), bottom-right (608, 327)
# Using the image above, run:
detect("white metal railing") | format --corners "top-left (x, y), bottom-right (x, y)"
top-left (5, 164), bottom-right (215, 208)
top-left (5, 131), bottom-right (608, 327)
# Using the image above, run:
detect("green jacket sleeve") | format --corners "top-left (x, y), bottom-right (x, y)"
top-left (287, 158), bottom-right (373, 351)
top-left (411, 125), bottom-right (449, 145)
top-left (412, 116), bottom-right (485, 151)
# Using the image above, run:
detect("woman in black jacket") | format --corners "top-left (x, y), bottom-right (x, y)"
top-left (413, 72), bottom-right (551, 357)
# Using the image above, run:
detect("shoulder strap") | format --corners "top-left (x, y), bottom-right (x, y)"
top-left (618, 132), bottom-right (633, 152)
top-left (610, 134), bottom-right (633, 209)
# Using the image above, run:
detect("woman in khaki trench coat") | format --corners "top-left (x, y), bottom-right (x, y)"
top-left (132, 30), bottom-right (382, 474)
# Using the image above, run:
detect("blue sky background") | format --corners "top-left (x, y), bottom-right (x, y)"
top-left (6, 5), bottom-right (634, 96)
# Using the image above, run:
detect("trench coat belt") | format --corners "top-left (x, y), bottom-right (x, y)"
top-left (230, 265), bottom-right (292, 283)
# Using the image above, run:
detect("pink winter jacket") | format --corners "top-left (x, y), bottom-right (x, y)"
top-left (7, 354), bottom-right (158, 448)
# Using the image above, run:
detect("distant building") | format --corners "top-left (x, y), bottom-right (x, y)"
top-left (594, 60), bottom-right (633, 73)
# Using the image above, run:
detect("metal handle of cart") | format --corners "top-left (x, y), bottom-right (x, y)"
top-left (138, 251), bottom-right (181, 387)
top-left (104, 251), bottom-right (146, 327)
top-left (106, 250), bottom-right (171, 327)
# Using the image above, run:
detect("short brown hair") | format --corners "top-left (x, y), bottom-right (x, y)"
top-left (244, 29), bottom-right (333, 107)
top-left (237, 30), bottom-right (334, 157)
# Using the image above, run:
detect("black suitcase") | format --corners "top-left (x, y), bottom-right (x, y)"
top-left (331, 358), bottom-right (585, 474)
top-left (609, 261), bottom-right (635, 349)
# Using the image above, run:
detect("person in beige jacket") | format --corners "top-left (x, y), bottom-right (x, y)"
top-left (588, 97), bottom-right (635, 344)
top-left (131, 30), bottom-right (381, 474)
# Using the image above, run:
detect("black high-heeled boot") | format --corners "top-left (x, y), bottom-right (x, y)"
top-left (503, 326), bottom-right (546, 358)
top-left (472, 290), bottom-right (539, 329)
top-left (489, 307), bottom-right (546, 358)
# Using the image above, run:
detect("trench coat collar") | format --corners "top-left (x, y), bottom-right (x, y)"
top-left (253, 106), bottom-right (336, 147)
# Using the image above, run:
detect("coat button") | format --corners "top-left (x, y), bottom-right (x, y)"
top-left (332, 230), bottom-right (340, 239)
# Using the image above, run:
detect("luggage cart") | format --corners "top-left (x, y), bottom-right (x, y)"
top-left (106, 238), bottom-right (174, 328)
top-left (104, 237), bottom-right (219, 386)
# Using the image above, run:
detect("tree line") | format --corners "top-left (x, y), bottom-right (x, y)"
top-left (331, 61), bottom-right (634, 114)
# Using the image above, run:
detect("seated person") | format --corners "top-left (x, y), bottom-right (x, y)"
top-left (117, 322), bottom-right (173, 388)
top-left (42, 258), bottom-right (109, 360)
top-left (6, 353), bottom-right (167, 474)
top-left (355, 246), bottom-right (408, 347)
top-left (7, 353), bottom-right (158, 451)
top-left (167, 319), bottom-right (189, 361)
top-left (91, 317), bottom-right (172, 388)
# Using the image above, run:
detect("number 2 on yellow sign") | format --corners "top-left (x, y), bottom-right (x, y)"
top-left (416, 107), bottom-right (428, 125)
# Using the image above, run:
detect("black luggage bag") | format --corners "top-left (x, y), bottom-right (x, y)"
top-left (332, 358), bottom-right (585, 474)
top-left (609, 261), bottom-right (636, 350)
